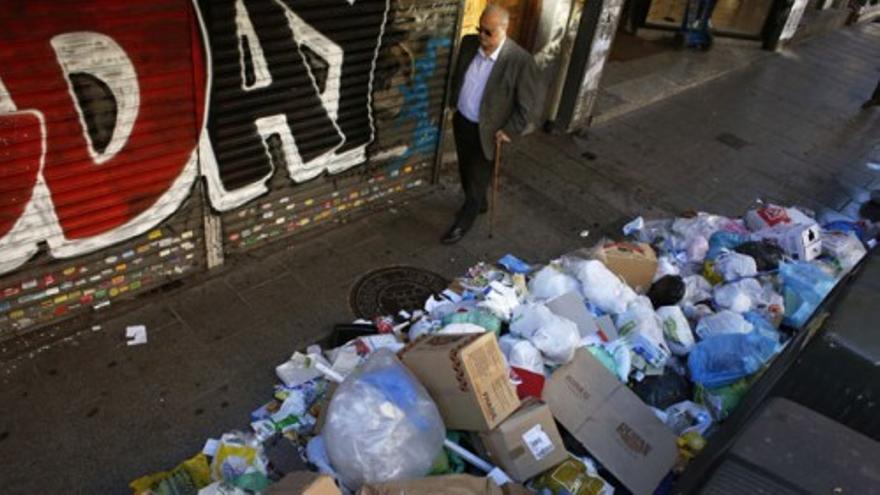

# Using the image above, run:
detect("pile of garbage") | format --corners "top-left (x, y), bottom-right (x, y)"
top-left (131, 203), bottom-right (873, 495)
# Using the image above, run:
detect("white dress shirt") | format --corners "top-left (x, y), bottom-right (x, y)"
top-left (456, 37), bottom-right (505, 123)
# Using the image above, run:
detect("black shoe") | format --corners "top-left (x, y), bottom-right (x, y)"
top-left (441, 224), bottom-right (468, 244)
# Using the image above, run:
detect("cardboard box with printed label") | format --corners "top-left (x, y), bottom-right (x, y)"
top-left (478, 399), bottom-right (568, 482)
top-left (399, 333), bottom-right (520, 431)
top-left (543, 348), bottom-right (677, 495)
top-left (589, 242), bottom-right (658, 293)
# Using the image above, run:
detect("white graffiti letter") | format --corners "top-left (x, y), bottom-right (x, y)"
top-left (51, 32), bottom-right (140, 165)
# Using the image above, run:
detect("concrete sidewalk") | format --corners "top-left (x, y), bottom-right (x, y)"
top-left (1, 23), bottom-right (879, 494)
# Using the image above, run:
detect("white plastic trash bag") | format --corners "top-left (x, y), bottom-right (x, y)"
top-left (694, 310), bottom-right (753, 339)
top-left (671, 213), bottom-right (738, 250)
top-left (686, 235), bottom-right (710, 263)
top-left (822, 231), bottom-right (866, 272)
top-left (714, 252), bottom-right (758, 281)
top-left (615, 297), bottom-right (670, 368)
top-left (653, 256), bottom-right (681, 282)
top-left (756, 282), bottom-right (785, 322)
top-left (623, 216), bottom-right (645, 236)
top-left (656, 305), bottom-right (695, 356)
top-left (478, 281), bottom-right (521, 321)
top-left (562, 258), bottom-right (637, 315)
top-left (684, 303), bottom-right (714, 324)
top-left (713, 278), bottom-right (763, 313)
top-left (323, 349), bottom-right (445, 490)
top-left (682, 275), bottom-right (713, 306)
top-left (663, 401), bottom-right (713, 436)
top-left (499, 334), bottom-right (545, 375)
top-left (528, 265), bottom-right (580, 301)
top-left (510, 303), bottom-right (580, 365)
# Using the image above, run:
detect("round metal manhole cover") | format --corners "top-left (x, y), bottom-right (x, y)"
top-left (350, 266), bottom-right (449, 319)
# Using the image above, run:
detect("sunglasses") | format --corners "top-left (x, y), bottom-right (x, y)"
top-left (476, 26), bottom-right (494, 36)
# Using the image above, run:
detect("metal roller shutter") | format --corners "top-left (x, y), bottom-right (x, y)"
top-left (195, 0), bottom-right (458, 254)
top-left (0, 0), bottom-right (207, 341)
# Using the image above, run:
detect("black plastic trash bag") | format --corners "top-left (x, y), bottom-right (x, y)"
top-left (647, 275), bottom-right (685, 308)
top-left (734, 241), bottom-right (785, 272)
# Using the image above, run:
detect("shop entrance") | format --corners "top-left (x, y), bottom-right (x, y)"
top-left (641, 0), bottom-right (775, 38)
top-left (591, 0), bottom-right (777, 123)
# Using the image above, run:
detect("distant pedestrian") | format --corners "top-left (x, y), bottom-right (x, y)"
top-left (442, 5), bottom-right (538, 244)
top-left (862, 79), bottom-right (880, 109)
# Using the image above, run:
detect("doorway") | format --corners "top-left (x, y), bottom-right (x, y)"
top-left (590, 0), bottom-right (774, 124)
top-left (641, 0), bottom-right (776, 38)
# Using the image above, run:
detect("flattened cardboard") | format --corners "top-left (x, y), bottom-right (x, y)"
top-left (400, 333), bottom-right (520, 431)
top-left (547, 291), bottom-right (596, 338)
top-left (543, 349), bottom-right (677, 495)
top-left (546, 291), bottom-right (619, 341)
top-left (591, 242), bottom-right (658, 293)
top-left (479, 399), bottom-right (568, 482)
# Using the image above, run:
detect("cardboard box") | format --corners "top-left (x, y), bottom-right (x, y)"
top-left (754, 223), bottom-right (822, 261)
top-left (400, 333), bottom-right (520, 431)
top-left (543, 349), bottom-right (677, 495)
top-left (264, 472), bottom-right (341, 494)
top-left (745, 204), bottom-right (816, 232)
top-left (479, 399), bottom-right (569, 482)
top-left (358, 474), bottom-right (532, 495)
top-left (546, 291), bottom-right (619, 341)
top-left (590, 242), bottom-right (657, 293)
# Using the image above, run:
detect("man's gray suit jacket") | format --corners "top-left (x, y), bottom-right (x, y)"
top-left (449, 35), bottom-right (538, 161)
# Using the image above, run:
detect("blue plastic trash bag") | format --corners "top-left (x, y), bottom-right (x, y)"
top-left (822, 220), bottom-right (866, 241)
top-left (743, 311), bottom-right (782, 343)
top-left (779, 261), bottom-right (837, 328)
top-left (688, 331), bottom-right (779, 389)
top-left (498, 253), bottom-right (532, 274)
top-left (706, 231), bottom-right (748, 261)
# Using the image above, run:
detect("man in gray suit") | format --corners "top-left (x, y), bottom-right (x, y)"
top-left (442, 5), bottom-right (538, 244)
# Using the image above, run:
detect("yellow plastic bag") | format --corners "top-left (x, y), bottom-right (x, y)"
top-left (532, 457), bottom-right (613, 495)
top-left (129, 453), bottom-right (212, 495)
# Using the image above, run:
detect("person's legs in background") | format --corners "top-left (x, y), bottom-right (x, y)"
top-left (446, 113), bottom-right (492, 243)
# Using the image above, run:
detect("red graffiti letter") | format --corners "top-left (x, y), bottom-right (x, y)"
top-left (0, 0), bottom-right (206, 272)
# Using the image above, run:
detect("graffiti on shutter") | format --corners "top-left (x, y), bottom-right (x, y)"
top-left (0, 0), bottom-right (456, 337)
top-left (197, 0), bottom-right (392, 211)
top-left (0, 0), bottom-right (206, 276)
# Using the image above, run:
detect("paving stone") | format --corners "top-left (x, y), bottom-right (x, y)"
top-left (171, 278), bottom-right (262, 344)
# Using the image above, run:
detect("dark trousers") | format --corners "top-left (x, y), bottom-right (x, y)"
top-left (452, 111), bottom-right (493, 230)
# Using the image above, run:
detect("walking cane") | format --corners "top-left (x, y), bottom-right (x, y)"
top-left (489, 140), bottom-right (503, 239)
